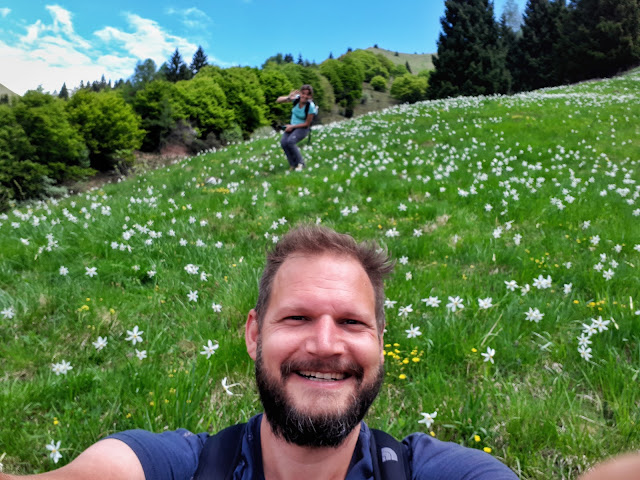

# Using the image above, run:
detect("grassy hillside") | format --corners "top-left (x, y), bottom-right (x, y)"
top-left (1, 70), bottom-right (639, 478)
top-left (0, 82), bottom-right (19, 99)
top-left (367, 46), bottom-right (434, 73)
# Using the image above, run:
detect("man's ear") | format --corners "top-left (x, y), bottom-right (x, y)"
top-left (245, 309), bottom-right (259, 361)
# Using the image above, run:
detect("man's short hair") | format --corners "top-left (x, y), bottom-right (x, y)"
top-left (255, 224), bottom-right (395, 333)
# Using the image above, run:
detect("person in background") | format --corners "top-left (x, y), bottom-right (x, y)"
top-left (276, 84), bottom-right (317, 170)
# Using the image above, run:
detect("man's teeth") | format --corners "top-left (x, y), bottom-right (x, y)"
top-left (298, 371), bottom-right (346, 381)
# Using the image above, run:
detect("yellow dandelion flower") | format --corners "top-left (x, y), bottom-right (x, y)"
top-left (474, 435), bottom-right (481, 442)
top-left (483, 447), bottom-right (492, 454)
top-left (471, 348), bottom-right (478, 353)
top-left (399, 374), bottom-right (407, 380)
top-left (412, 357), bottom-right (420, 363)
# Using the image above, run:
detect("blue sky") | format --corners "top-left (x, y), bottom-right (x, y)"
top-left (0, 0), bottom-right (527, 95)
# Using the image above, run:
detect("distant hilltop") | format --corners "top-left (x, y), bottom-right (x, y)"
top-left (0, 82), bottom-right (19, 98)
top-left (366, 46), bottom-right (435, 74)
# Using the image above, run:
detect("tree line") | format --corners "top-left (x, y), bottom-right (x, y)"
top-left (2, 0), bottom-right (638, 209)
top-left (427, 0), bottom-right (640, 99)
top-left (0, 47), bottom-right (416, 209)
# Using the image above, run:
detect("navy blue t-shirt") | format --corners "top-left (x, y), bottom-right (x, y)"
top-left (108, 414), bottom-right (516, 479)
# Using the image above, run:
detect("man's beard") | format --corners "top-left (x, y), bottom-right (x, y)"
top-left (255, 342), bottom-right (384, 448)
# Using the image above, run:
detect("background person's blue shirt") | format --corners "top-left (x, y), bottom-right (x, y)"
top-left (290, 100), bottom-right (317, 125)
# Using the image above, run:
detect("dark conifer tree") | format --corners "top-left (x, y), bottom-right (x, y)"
top-left (511, 0), bottom-right (567, 91)
top-left (58, 83), bottom-right (69, 100)
top-left (284, 53), bottom-right (294, 63)
top-left (428, 0), bottom-right (511, 99)
top-left (190, 46), bottom-right (208, 75)
top-left (405, 60), bottom-right (412, 73)
top-left (566, 0), bottom-right (640, 81)
top-left (166, 49), bottom-right (192, 82)
top-left (297, 54), bottom-right (304, 65)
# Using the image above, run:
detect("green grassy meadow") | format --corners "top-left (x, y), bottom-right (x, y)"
top-left (1, 70), bottom-right (639, 478)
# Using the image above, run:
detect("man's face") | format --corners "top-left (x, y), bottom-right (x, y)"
top-left (245, 253), bottom-right (384, 447)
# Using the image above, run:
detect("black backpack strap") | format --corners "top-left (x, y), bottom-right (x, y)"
top-left (192, 423), bottom-right (246, 480)
top-left (369, 429), bottom-right (411, 480)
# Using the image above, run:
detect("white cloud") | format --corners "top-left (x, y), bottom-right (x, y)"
top-left (0, 7), bottom-right (197, 95)
top-left (165, 7), bottom-right (212, 29)
top-left (0, 8), bottom-right (10, 18)
top-left (94, 13), bottom-right (197, 66)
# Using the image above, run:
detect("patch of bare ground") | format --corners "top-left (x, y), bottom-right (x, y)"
top-left (69, 144), bottom-right (190, 193)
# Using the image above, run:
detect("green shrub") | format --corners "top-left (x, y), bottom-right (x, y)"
top-left (0, 159), bottom-right (49, 206)
top-left (220, 123), bottom-right (244, 145)
top-left (390, 63), bottom-right (409, 77)
top-left (370, 75), bottom-right (388, 92)
top-left (67, 90), bottom-right (144, 171)
top-left (12, 91), bottom-right (89, 180)
top-left (390, 74), bottom-right (429, 103)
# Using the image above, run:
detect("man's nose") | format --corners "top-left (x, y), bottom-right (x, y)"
top-left (306, 316), bottom-right (345, 356)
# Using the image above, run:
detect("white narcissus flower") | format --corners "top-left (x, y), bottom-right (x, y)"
top-left (187, 290), bottom-right (198, 302)
top-left (446, 296), bottom-right (464, 313)
top-left (422, 296), bottom-right (441, 308)
top-left (92, 336), bottom-right (108, 351)
top-left (221, 377), bottom-right (240, 395)
top-left (125, 326), bottom-right (144, 345)
top-left (405, 324), bottom-right (422, 338)
top-left (481, 347), bottom-right (496, 364)
top-left (201, 340), bottom-right (219, 359)
top-left (478, 297), bottom-right (493, 310)
top-left (418, 411), bottom-right (437, 429)
top-left (46, 440), bottom-right (62, 463)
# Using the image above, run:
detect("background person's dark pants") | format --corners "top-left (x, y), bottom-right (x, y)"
top-left (280, 127), bottom-right (309, 168)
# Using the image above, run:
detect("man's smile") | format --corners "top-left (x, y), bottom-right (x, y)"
top-left (296, 371), bottom-right (349, 381)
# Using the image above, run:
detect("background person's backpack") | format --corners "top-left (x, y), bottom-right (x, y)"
top-left (192, 423), bottom-right (411, 480)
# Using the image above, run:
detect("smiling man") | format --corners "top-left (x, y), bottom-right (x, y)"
top-left (2, 225), bottom-right (517, 480)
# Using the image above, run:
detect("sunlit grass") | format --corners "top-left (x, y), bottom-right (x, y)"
top-left (1, 71), bottom-right (639, 478)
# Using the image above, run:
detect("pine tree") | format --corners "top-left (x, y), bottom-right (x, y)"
top-left (58, 83), bottom-right (69, 100)
top-left (284, 53), bottom-right (294, 63)
top-left (428, 0), bottom-right (511, 99)
top-left (566, 0), bottom-right (640, 81)
top-left (190, 46), bottom-right (208, 75)
top-left (511, 0), bottom-right (567, 91)
top-left (166, 49), bottom-right (192, 82)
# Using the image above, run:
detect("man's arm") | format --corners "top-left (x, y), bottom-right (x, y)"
top-left (0, 439), bottom-right (144, 480)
